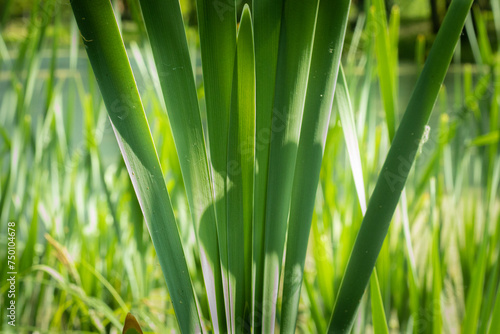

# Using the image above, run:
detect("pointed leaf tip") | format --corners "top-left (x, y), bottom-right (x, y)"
top-left (123, 313), bottom-right (144, 334)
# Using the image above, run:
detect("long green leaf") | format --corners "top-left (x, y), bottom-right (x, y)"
top-left (195, 1), bottom-right (237, 329)
top-left (19, 194), bottom-right (39, 273)
top-left (336, 65), bottom-right (367, 214)
top-left (327, 0), bottom-right (474, 332)
top-left (430, 178), bottom-right (442, 334)
top-left (280, 1), bottom-right (350, 331)
top-left (464, 12), bottom-right (482, 64)
top-left (462, 241), bottom-right (488, 333)
top-left (493, 0), bottom-right (500, 44)
top-left (472, 5), bottom-right (493, 65)
top-left (251, 0), bottom-right (283, 329)
top-left (371, 0), bottom-right (397, 141)
top-left (335, 65), bottom-right (390, 334)
top-left (69, 1), bottom-right (202, 331)
top-left (137, 0), bottom-right (226, 329)
top-left (227, 5), bottom-right (255, 332)
top-left (370, 270), bottom-right (389, 334)
top-left (259, 1), bottom-right (319, 331)
top-left (488, 281), bottom-right (500, 334)
top-left (304, 272), bottom-right (327, 333)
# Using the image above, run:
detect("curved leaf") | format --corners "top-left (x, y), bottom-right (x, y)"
top-left (69, 1), bottom-right (202, 332)
top-left (327, 0), bottom-right (474, 332)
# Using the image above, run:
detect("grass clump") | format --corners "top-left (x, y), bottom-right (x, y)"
top-left (1, 0), bottom-right (499, 333)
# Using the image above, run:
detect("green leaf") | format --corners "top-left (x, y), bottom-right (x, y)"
top-left (493, 0), bottom-right (500, 42)
top-left (138, 0), bottom-right (226, 329)
top-left (430, 178), bottom-right (442, 334)
top-left (488, 282), bottom-right (500, 334)
top-left (468, 131), bottom-right (499, 147)
top-left (335, 65), bottom-right (367, 214)
top-left (252, 0), bottom-right (283, 329)
top-left (280, 1), bottom-right (350, 331)
top-left (68, 1), bottom-right (202, 332)
top-left (260, 0), bottom-right (319, 331)
top-left (226, 5), bottom-right (255, 331)
top-left (472, 5), bottom-right (493, 65)
top-left (194, 1), bottom-right (237, 328)
top-left (327, 0), bottom-right (474, 332)
top-left (370, 270), bottom-right (389, 334)
top-left (19, 194), bottom-right (39, 273)
top-left (335, 65), bottom-right (390, 334)
top-left (335, 66), bottom-right (389, 334)
top-left (462, 242), bottom-right (488, 333)
top-left (464, 12), bottom-right (482, 64)
top-left (304, 272), bottom-right (327, 333)
top-left (371, 0), bottom-right (397, 141)
top-left (408, 261), bottom-right (421, 334)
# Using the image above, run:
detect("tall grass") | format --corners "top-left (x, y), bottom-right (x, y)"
top-left (1, 0), bottom-right (499, 333)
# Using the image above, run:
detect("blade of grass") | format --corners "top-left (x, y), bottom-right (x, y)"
top-left (0, 0), bottom-right (14, 27)
top-left (356, 34), bottom-right (375, 138)
top-left (69, 1), bottom-right (202, 331)
top-left (408, 260), bottom-right (420, 333)
top-left (80, 260), bottom-right (128, 314)
top-left (371, 0), bottom-right (397, 141)
top-left (304, 272), bottom-right (327, 333)
top-left (195, 1), bottom-right (237, 328)
top-left (137, 0), bottom-right (226, 329)
top-left (336, 65), bottom-right (367, 214)
top-left (468, 131), bottom-right (500, 147)
top-left (0, 129), bottom-right (20, 235)
top-left (488, 281), bottom-right (500, 334)
top-left (472, 5), bottom-right (493, 65)
top-left (487, 63), bottom-right (500, 214)
top-left (327, 0), bottom-right (474, 332)
top-left (44, 7), bottom-right (59, 117)
top-left (280, 3), bottom-right (350, 331)
top-left (335, 66), bottom-right (390, 334)
top-left (335, 65), bottom-right (390, 334)
top-left (260, 1), bottom-right (319, 331)
top-left (388, 5), bottom-right (400, 104)
top-left (252, 0), bottom-right (283, 329)
top-left (370, 269), bottom-right (389, 334)
top-left (226, 5), bottom-right (255, 331)
top-left (416, 34), bottom-right (426, 74)
top-left (478, 249), bottom-right (500, 334)
top-left (464, 12), bottom-right (482, 65)
top-left (346, 13), bottom-right (365, 70)
top-left (312, 201), bottom-right (335, 314)
top-left (64, 19), bottom-right (79, 150)
top-left (0, 30), bottom-right (10, 73)
top-left (493, 0), bottom-right (500, 44)
top-left (32, 264), bottom-right (123, 330)
top-left (462, 240), bottom-right (488, 333)
top-left (19, 194), bottom-right (39, 274)
top-left (430, 178), bottom-right (442, 334)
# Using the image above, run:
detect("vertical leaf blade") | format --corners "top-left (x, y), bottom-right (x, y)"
top-left (280, 1), bottom-right (350, 332)
top-left (260, 0), bottom-right (319, 331)
top-left (371, 0), bottom-right (397, 141)
top-left (227, 5), bottom-right (255, 332)
top-left (370, 270), bottom-right (389, 334)
top-left (69, 1), bottom-right (202, 332)
top-left (195, 2), bottom-right (237, 328)
top-left (138, 0), bottom-right (225, 329)
top-left (252, 1), bottom-right (283, 329)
